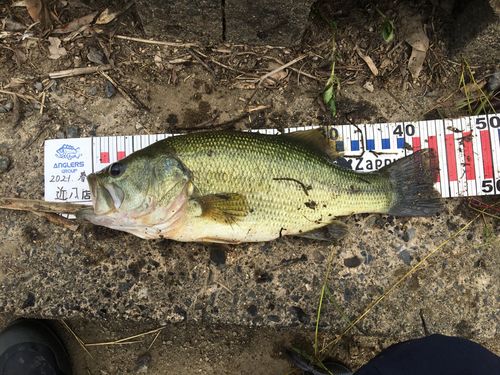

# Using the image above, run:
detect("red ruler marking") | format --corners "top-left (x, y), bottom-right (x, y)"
top-left (412, 137), bottom-right (421, 152)
top-left (480, 130), bottom-right (494, 179)
top-left (445, 134), bottom-right (458, 182)
top-left (117, 151), bottom-right (125, 160)
top-left (100, 152), bottom-right (109, 164)
top-left (462, 132), bottom-right (475, 180)
top-left (428, 135), bottom-right (440, 183)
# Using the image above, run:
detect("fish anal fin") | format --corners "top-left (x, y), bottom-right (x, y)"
top-left (282, 128), bottom-right (344, 160)
top-left (296, 220), bottom-right (348, 241)
top-left (191, 193), bottom-right (249, 225)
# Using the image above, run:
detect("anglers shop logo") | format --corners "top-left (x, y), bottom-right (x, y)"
top-left (56, 144), bottom-right (81, 160)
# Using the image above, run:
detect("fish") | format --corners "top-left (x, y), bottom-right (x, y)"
top-left (76, 129), bottom-right (441, 243)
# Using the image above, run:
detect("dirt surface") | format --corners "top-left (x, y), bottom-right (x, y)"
top-left (1, 0), bottom-right (500, 374)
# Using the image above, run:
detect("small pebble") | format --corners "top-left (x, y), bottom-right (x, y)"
top-left (56, 90), bottom-right (63, 96)
top-left (49, 80), bottom-right (57, 91)
top-left (0, 157), bottom-right (10, 174)
top-left (34, 82), bottom-right (43, 92)
top-left (0, 106), bottom-right (7, 114)
top-left (363, 81), bottom-right (374, 92)
top-left (56, 245), bottom-right (64, 254)
top-left (56, 131), bottom-right (65, 139)
top-left (399, 249), bottom-right (411, 265)
top-left (88, 86), bottom-right (97, 96)
top-left (135, 355), bottom-right (150, 374)
top-left (105, 80), bottom-right (116, 98)
top-left (34, 103), bottom-right (41, 109)
top-left (364, 216), bottom-right (377, 228)
top-left (66, 126), bottom-right (78, 138)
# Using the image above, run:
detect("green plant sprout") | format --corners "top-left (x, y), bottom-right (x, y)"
top-left (323, 21), bottom-right (341, 116)
top-left (373, 5), bottom-right (394, 42)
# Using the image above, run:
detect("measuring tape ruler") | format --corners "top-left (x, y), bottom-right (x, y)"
top-left (44, 114), bottom-right (500, 205)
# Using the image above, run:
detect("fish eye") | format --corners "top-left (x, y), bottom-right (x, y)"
top-left (110, 163), bottom-right (122, 177)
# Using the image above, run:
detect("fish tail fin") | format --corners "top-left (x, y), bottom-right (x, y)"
top-left (383, 149), bottom-right (441, 217)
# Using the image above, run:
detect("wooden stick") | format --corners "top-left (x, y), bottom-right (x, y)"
top-left (48, 65), bottom-right (112, 79)
top-left (34, 212), bottom-right (79, 231)
top-left (186, 48), bottom-right (219, 81)
top-left (0, 89), bottom-right (40, 103)
top-left (251, 54), bottom-right (309, 85)
top-left (115, 35), bottom-right (199, 48)
top-left (0, 197), bottom-right (88, 215)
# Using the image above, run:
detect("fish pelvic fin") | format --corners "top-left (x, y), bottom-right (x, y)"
top-left (191, 193), bottom-right (249, 225)
top-left (384, 149), bottom-right (441, 217)
top-left (281, 128), bottom-right (344, 160)
top-left (296, 220), bottom-right (348, 241)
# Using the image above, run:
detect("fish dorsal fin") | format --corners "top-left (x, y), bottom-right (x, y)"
top-left (281, 128), bottom-right (343, 159)
top-left (190, 193), bottom-right (249, 225)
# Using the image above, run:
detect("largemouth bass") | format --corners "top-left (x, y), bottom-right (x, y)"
top-left (76, 130), bottom-right (441, 242)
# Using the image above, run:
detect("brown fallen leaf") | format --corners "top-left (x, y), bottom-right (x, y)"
top-left (397, 3), bottom-right (429, 80)
top-left (356, 47), bottom-right (379, 76)
top-left (12, 49), bottom-right (27, 66)
top-left (51, 11), bottom-right (99, 34)
top-left (5, 78), bottom-right (29, 89)
top-left (48, 37), bottom-right (67, 59)
top-left (11, 94), bottom-right (21, 128)
top-left (25, 0), bottom-right (42, 21)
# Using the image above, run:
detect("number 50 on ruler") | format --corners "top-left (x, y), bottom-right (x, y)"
top-left (323, 114), bottom-right (500, 198)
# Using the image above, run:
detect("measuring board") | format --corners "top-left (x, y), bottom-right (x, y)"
top-left (44, 114), bottom-right (500, 205)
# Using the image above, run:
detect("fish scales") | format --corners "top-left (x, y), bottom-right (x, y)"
top-left (77, 130), bottom-right (441, 242)
top-left (138, 132), bottom-right (392, 241)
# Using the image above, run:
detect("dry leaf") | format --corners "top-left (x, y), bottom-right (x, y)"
top-left (408, 49), bottom-right (426, 80)
top-left (48, 37), bottom-right (67, 59)
top-left (52, 11), bottom-right (99, 34)
top-left (11, 94), bottom-right (21, 129)
top-left (12, 49), bottom-right (27, 66)
top-left (25, 0), bottom-right (42, 21)
top-left (96, 8), bottom-right (120, 25)
top-left (356, 48), bottom-right (379, 76)
top-left (398, 3), bottom-right (429, 80)
top-left (3, 19), bottom-right (26, 31)
top-left (6, 78), bottom-right (28, 88)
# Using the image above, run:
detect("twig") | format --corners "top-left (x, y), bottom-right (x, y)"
top-left (115, 35), bottom-right (199, 48)
top-left (214, 280), bottom-right (234, 295)
top-left (39, 92), bottom-right (46, 114)
top-left (147, 330), bottom-right (163, 351)
top-left (61, 84), bottom-right (92, 99)
top-left (60, 320), bottom-right (93, 358)
top-left (0, 197), bottom-right (88, 214)
top-left (0, 90), bottom-right (40, 103)
top-left (98, 71), bottom-right (148, 110)
top-left (22, 125), bottom-right (49, 149)
top-left (186, 48), bottom-right (219, 81)
top-left (250, 54), bottom-right (309, 85)
top-left (34, 212), bottom-right (79, 231)
top-left (48, 65), bottom-right (112, 79)
top-left (263, 56), bottom-right (320, 81)
top-left (86, 327), bottom-right (165, 346)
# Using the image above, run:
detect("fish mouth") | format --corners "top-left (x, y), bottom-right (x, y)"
top-left (87, 173), bottom-right (124, 215)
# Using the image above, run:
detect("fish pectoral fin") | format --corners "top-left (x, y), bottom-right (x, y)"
top-left (281, 128), bottom-right (344, 160)
top-left (191, 193), bottom-right (249, 225)
top-left (297, 220), bottom-right (348, 241)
